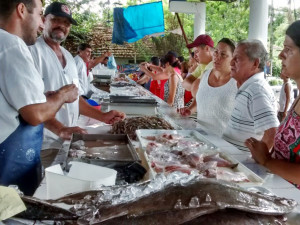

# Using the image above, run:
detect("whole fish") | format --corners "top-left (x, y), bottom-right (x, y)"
top-left (16, 196), bottom-right (78, 221)
top-left (74, 179), bottom-right (297, 223)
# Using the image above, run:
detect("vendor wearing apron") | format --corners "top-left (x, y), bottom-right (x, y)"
top-left (0, 0), bottom-right (79, 196)
top-left (0, 116), bottom-right (44, 196)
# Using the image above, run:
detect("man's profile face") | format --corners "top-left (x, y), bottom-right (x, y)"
top-left (80, 48), bottom-right (92, 63)
top-left (193, 45), bottom-right (207, 64)
top-left (230, 45), bottom-right (253, 84)
top-left (22, 0), bottom-right (44, 45)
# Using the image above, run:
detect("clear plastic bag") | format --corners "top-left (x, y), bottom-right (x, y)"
top-left (107, 55), bottom-right (117, 70)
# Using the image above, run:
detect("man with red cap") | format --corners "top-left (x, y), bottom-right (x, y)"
top-left (178, 34), bottom-right (214, 116)
top-left (182, 34), bottom-right (214, 92)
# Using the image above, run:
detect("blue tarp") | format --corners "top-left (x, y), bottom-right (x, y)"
top-left (112, 1), bottom-right (165, 45)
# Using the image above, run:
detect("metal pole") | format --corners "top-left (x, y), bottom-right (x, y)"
top-left (269, 0), bottom-right (274, 76)
top-left (175, 13), bottom-right (192, 55)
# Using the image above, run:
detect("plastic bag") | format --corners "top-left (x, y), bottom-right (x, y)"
top-left (107, 55), bottom-right (117, 70)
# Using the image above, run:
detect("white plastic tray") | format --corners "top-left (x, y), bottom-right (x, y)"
top-left (136, 129), bottom-right (263, 187)
top-left (136, 129), bottom-right (219, 150)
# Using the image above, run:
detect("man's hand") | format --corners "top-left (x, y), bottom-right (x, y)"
top-left (101, 110), bottom-right (126, 124)
top-left (58, 84), bottom-right (79, 103)
top-left (58, 126), bottom-right (87, 140)
top-left (177, 107), bottom-right (192, 117)
top-left (103, 51), bottom-right (112, 57)
top-left (282, 111), bottom-right (287, 120)
top-left (245, 137), bottom-right (271, 166)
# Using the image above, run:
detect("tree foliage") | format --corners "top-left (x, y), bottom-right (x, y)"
top-left (149, 0), bottom-right (249, 59)
top-left (269, 3), bottom-right (300, 77)
top-left (206, 0), bottom-right (249, 43)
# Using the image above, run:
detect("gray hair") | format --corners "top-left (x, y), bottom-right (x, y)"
top-left (237, 39), bottom-right (268, 72)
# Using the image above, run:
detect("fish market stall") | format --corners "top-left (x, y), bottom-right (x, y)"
top-left (5, 75), bottom-right (300, 224)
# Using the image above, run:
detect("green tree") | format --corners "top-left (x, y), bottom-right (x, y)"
top-left (206, 0), bottom-right (249, 43)
top-left (149, 0), bottom-right (250, 60)
top-left (268, 4), bottom-right (300, 77)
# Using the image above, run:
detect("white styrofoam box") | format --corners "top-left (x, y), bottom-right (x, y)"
top-left (45, 162), bottom-right (117, 199)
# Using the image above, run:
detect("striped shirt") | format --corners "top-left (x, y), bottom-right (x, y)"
top-left (223, 72), bottom-right (279, 151)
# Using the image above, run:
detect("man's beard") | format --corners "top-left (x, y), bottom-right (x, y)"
top-left (50, 33), bottom-right (67, 43)
top-left (44, 29), bottom-right (67, 43)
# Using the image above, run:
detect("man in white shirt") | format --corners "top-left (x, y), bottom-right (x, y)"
top-left (29, 2), bottom-right (125, 167)
top-left (0, 0), bottom-right (78, 195)
top-left (74, 43), bottom-right (110, 98)
top-left (223, 40), bottom-right (279, 152)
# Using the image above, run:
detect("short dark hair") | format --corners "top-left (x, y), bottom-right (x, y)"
top-left (218, 38), bottom-right (236, 54)
top-left (166, 51), bottom-right (178, 58)
top-left (150, 56), bottom-right (160, 66)
top-left (0, 0), bottom-right (41, 19)
top-left (286, 20), bottom-right (300, 50)
top-left (77, 43), bottom-right (91, 53)
top-left (160, 57), bottom-right (166, 68)
top-left (178, 56), bottom-right (184, 62)
top-left (165, 52), bottom-right (180, 69)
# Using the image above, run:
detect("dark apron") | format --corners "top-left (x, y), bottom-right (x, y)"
top-left (0, 116), bottom-right (43, 196)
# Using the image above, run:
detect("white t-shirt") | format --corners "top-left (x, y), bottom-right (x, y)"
top-left (0, 29), bottom-right (46, 143)
top-left (74, 55), bottom-right (92, 97)
top-left (196, 69), bottom-right (237, 137)
top-left (223, 72), bottom-right (279, 151)
top-left (74, 55), bottom-right (109, 97)
top-left (279, 80), bottom-right (294, 112)
top-left (29, 36), bottom-right (81, 150)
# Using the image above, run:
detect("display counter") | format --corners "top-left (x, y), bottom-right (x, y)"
top-left (29, 81), bottom-right (300, 223)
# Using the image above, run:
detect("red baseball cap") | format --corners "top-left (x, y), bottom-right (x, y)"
top-left (187, 34), bottom-right (214, 48)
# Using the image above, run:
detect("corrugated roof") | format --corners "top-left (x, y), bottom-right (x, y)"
top-left (64, 24), bottom-right (157, 59)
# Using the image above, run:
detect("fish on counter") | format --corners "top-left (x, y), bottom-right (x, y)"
top-left (46, 173), bottom-right (296, 224)
top-left (87, 179), bottom-right (296, 223)
top-left (145, 139), bottom-right (247, 182)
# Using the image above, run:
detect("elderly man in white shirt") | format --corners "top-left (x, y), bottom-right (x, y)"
top-left (223, 40), bottom-right (279, 152)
